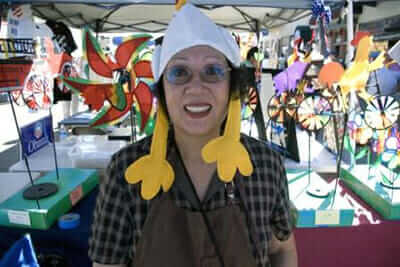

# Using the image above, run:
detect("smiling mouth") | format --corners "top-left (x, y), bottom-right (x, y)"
top-left (184, 104), bottom-right (211, 113)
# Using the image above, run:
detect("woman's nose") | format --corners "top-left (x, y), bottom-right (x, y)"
top-left (187, 71), bottom-right (204, 88)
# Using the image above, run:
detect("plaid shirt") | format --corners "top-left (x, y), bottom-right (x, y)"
top-left (89, 133), bottom-right (292, 267)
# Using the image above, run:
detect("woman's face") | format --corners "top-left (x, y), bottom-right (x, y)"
top-left (162, 45), bottom-right (230, 139)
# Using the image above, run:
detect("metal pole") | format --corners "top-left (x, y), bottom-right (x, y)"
top-left (7, 91), bottom-right (40, 209)
top-left (48, 107), bottom-right (61, 181)
top-left (253, 19), bottom-right (267, 141)
top-left (308, 131), bottom-right (311, 186)
top-left (130, 105), bottom-right (137, 143)
top-left (346, 0), bottom-right (355, 66)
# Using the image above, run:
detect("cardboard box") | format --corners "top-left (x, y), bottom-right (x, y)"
top-left (0, 168), bottom-right (98, 230)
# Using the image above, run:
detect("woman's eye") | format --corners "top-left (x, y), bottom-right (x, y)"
top-left (172, 66), bottom-right (189, 77)
top-left (205, 65), bottom-right (221, 76)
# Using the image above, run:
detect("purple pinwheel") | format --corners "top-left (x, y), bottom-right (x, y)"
top-left (273, 61), bottom-right (309, 95)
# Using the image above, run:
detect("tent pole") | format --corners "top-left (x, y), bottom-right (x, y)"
top-left (253, 19), bottom-right (267, 140)
top-left (345, 0), bottom-right (355, 66)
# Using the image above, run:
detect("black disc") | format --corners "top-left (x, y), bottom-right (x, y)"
top-left (306, 185), bottom-right (330, 198)
top-left (23, 183), bottom-right (58, 200)
top-left (380, 179), bottom-right (400, 190)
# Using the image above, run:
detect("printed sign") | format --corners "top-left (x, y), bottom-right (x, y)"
top-left (20, 116), bottom-right (53, 157)
top-left (8, 210), bottom-right (31, 226)
top-left (315, 210), bottom-right (340, 226)
top-left (69, 185), bottom-right (83, 206)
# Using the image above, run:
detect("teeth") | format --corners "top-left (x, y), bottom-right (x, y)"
top-left (185, 105), bottom-right (211, 113)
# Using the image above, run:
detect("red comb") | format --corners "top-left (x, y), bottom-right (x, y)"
top-left (351, 31), bottom-right (371, 47)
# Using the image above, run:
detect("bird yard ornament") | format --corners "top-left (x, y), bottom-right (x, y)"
top-left (319, 32), bottom-right (385, 111)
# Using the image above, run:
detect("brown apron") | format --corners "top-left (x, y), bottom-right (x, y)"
top-left (132, 190), bottom-right (259, 267)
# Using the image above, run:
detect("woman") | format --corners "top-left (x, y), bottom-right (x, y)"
top-left (89, 4), bottom-right (297, 267)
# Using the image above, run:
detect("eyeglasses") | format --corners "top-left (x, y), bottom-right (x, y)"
top-left (165, 63), bottom-right (231, 85)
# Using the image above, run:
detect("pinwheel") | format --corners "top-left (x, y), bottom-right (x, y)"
top-left (381, 128), bottom-right (400, 170)
top-left (11, 89), bottom-right (25, 106)
top-left (62, 29), bottom-right (153, 129)
top-left (10, 36), bottom-right (72, 110)
top-left (364, 95), bottom-right (400, 131)
top-left (22, 73), bottom-right (52, 111)
top-left (347, 112), bottom-right (373, 146)
top-left (245, 87), bottom-right (257, 113)
top-left (297, 94), bottom-right (332, 131)
top-left (57, 61), bottom-right (79, 93)
top-left (241, 87), bottom-right (257, 121)
top-left (376, 127), bottom-right (400, 189)
top-left (267, 92), bottom-right (302, 124)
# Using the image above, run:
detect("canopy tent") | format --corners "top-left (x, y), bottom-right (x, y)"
top-left (11, 0), bottom-right (345, 33)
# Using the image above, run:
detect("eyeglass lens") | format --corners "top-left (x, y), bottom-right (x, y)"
top-left (165, 64), bottom-right (230, 85)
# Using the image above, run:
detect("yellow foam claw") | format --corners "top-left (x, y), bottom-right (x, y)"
top-left (125, 106), bottom-right (174, 200)
top-left (125, 155), bottom-right (174, 200)
top-left (203, 137), bottom-right (253, 182)
top-left (202, 97), bottom-right (253, 182)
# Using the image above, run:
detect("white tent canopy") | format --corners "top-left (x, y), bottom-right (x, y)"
top-left (20, 0), bottom-right (344, 33)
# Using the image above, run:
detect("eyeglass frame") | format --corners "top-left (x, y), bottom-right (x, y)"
top-left (163, 63), bottom-right (232, 85)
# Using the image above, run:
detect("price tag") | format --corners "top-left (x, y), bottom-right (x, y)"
top-left (8, 210), bottom-right (31, 226)
top-left (70, 185), bottom-right (83, 206)
top-left (315, 210), bottom-right (339, 225)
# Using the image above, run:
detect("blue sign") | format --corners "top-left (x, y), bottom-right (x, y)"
top-left (20, 116), bottom-right (53, 157)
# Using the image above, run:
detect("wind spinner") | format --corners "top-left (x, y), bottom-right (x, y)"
top-left (363, 95), bottom-right (400, 189)
top-left (62, 29), bottom-right (154, 133)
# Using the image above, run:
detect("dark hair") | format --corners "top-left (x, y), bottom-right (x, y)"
top-left (246, 47), bottom-right (258, 61)
top-left (152, 62), bottom-right (248, 112)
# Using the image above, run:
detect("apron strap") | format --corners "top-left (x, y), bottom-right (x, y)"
top-left (235, 177), bottom-right (264, 261)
